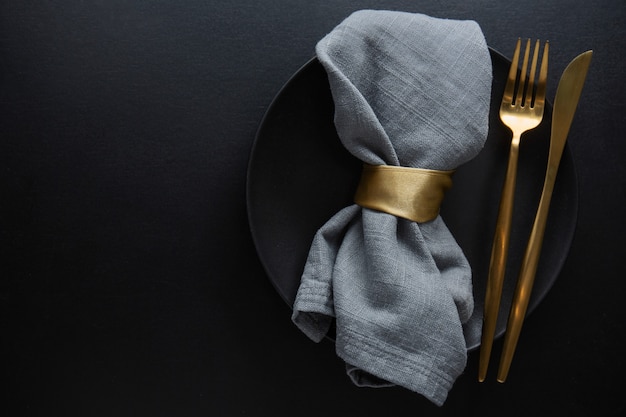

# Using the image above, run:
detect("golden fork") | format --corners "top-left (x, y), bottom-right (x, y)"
top-left (478, 38), bottom-right (549, 382)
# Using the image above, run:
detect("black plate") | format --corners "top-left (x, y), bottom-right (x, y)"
top-left (246, 48), bottom-right (578, 350)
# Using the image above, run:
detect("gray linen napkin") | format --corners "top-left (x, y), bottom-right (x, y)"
top-left (291, 10), bottom-right (492, 406)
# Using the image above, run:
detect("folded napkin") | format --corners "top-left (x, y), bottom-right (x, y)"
top-left (291, 10), bottom-right (492, 406)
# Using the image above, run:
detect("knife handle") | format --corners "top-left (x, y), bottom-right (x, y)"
top-left (497, 163), bottom-right (559, 382)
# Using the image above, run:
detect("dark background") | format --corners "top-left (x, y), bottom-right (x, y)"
top-left (1, 1), bottom-right (624, 416)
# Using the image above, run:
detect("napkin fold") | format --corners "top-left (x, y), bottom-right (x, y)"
top-left (291, 10), bottom-right (492, 406)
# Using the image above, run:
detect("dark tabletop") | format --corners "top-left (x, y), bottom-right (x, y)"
top-left (1, 1), bottom-right (625, 416)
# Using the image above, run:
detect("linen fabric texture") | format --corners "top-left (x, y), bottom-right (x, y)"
top-left (291, 10), bottom-right (492, 406)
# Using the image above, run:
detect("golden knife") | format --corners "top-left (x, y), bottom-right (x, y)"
top-left (497, 50), bottom-right (593, 382)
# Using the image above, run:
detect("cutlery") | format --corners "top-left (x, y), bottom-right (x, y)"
top-left (497, 50), bottom-right (593, 382)
top-left (478, 38), bottom-right (549, 382)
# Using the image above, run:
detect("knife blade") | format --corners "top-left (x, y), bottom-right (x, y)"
top-left (497, 50), bottom-right (593, 382)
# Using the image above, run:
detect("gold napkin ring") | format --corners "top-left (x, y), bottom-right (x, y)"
top-left (354, 164), bottom-right (454, 223)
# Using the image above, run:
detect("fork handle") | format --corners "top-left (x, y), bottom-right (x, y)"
top-left (497, 162), bottom-right (559, 382)
top-left (478, 135), bottom-right (521, 382)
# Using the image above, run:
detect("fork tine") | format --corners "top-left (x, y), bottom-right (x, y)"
top-left (502, 38), bottom-right (521, 105)
top-left (517, 39), bottom-right (531, 106)
top-left (524, 40), bottom-right (541, 108)
top-left (534, 41), bottom-right (549, 107)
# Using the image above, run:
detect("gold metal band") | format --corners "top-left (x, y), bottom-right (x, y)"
top-left (354, 164), bottom-right (454, 223)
